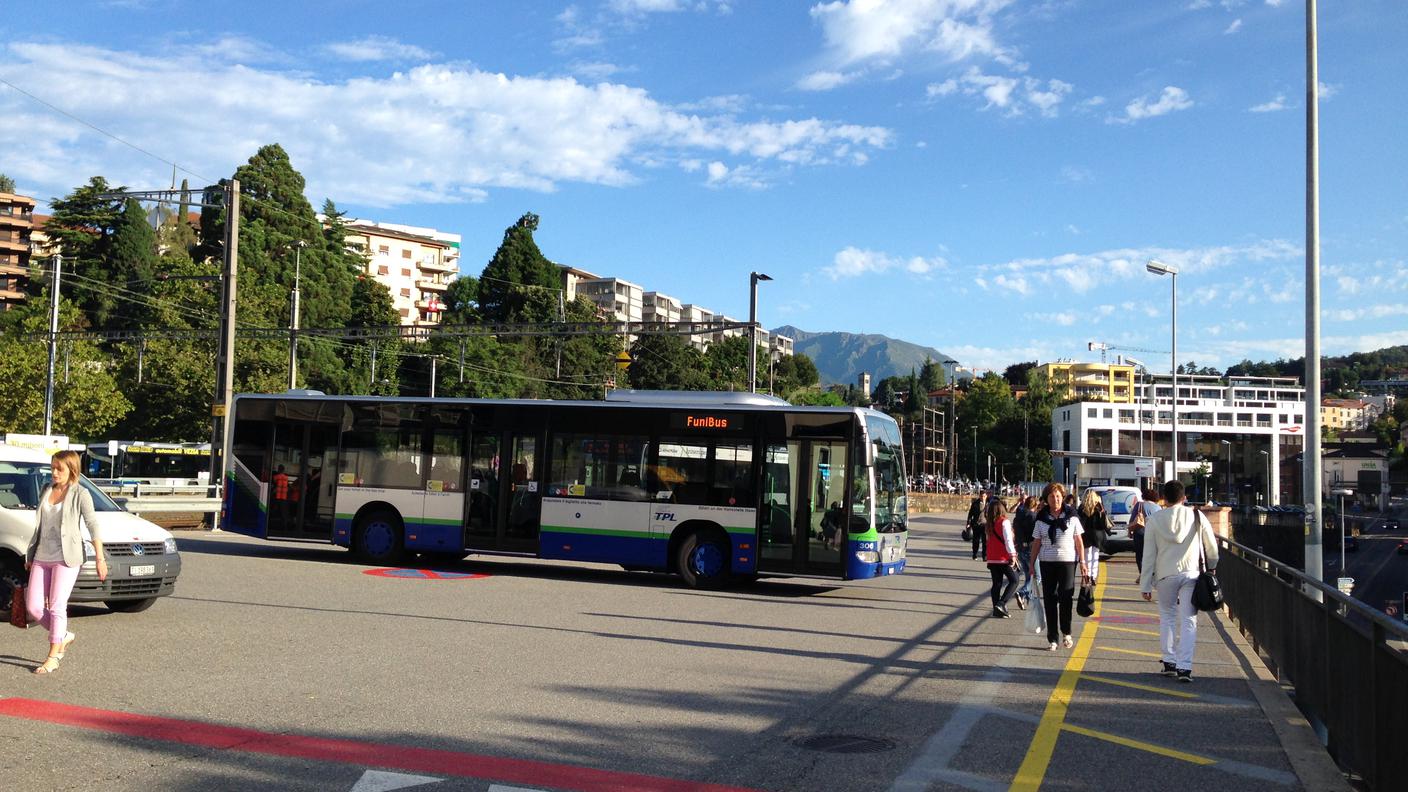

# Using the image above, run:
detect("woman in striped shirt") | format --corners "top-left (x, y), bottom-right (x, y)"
top-left (1028, 482), bottom-right (1089, 650)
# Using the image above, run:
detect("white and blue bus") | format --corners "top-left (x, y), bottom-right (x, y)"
top-left (223, 390), bottom-right (908, 587)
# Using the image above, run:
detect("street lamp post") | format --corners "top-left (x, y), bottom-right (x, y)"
top-left (1259, 449), bottom-right (1271, 505)
top-left (1147, 260), bottom-right (1179, 483)
top-left (287, 241), bottom-right (306, 391)
top-left (972, 426), bottom-right (978, 482)
top-left (748, 272), bottom-right (772, 394)
top-left (1332, 488), bottom-right (1352, 572)
top-left (1220, 439), bottom-right (1232, 503)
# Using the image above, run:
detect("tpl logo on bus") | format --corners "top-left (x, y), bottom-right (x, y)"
top-left (655, 512), bottom-right (677, 522)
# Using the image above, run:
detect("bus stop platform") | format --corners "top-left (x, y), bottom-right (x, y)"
top-left (895, 513), bottom-right (1348, 792)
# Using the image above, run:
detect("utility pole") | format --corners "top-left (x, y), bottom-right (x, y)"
top-left (1303, 0), bottom-right (1325, 590)
top-left (43, 254), bottom-right (62, 435)
top-left (369, 344), bottom-right (378, 391)
top-left (287, 241), bottom-right (305, 390)
top-left (209, 179), bottom-right (239, 507)
top-left (429, 356), bottom-right (437, 398)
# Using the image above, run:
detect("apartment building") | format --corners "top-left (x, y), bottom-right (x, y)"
top-left (680, 304), bottom-right (714, 351)
top-left (770, 333), bottom-right (794, 361)
top-left (0, 191), bottom-right (36, 309)
top-left (577, 277), bottom-right (644, 324)
top-left (642, 291), bottom-right (682, 323)
top-left (1322, 398), bottom-right (1371, 432)
top-left (1042, 361), bottom-right (1137, 403)
top-left (1051, 373), bottom-right (1307, 505)
top-left (560, 266), bottom-right (600, 302)
top-left (341, 219), bottom-right (460, 330)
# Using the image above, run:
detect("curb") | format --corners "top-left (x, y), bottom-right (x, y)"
top-left (1211, 611), bottom-right (1351, 791)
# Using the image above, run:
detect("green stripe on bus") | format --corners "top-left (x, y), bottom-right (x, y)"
top-left (541, 524), bottom-right (660, 540)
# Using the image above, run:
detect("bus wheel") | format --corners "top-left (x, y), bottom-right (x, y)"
top-left (355, 509), bottom-right (406, 566)
top-left (677, 529), bottom-right (729, 589)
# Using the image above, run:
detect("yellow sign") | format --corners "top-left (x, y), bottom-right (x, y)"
top-left (212, 404), bottom-right (228, 417)
top-left (615, 351), bottom-right (632, 370)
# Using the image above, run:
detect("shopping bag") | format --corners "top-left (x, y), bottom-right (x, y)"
top-left (1076, 584), bottom-right (1096, 618)
top-left (9, 584), bottom-right (27, 629)
top-left (1025, 589), bottom-right (1047, 631)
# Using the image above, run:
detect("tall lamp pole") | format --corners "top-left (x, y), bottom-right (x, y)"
top-left (1259, 449), bottom-right (1271, 505)
top-left (1332, 488), bottom-right (1351, 573)
top-left (1220, 439), bottom-right (1232, 503)
top-left (287, 240), bottom-right (306, 391)
top-left (43, 254), bottom-right (63, 435)
top-left (748, 272), bottom-right (772, 394)
top-left (1303, 0), bottom-right (1325, 588)
top-left (1147, 260), bottom-right (1179, 483)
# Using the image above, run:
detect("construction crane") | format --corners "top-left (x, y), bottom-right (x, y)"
top-left (1088, 341), bottom-right (1166, 363)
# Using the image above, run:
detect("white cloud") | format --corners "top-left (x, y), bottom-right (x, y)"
top-left (1249, 93), bottom-right (1288, 112)
top-left (944, 341), bottom-right (1057, 372)
top-left (704, 161), bottom-right (766, 189)
top-left (1031, 311), bottom-right (1078, 326)
top-left (976, 240), bottom-right (1301, 295)
top-left (1318, 81), bottom-right (1339, 99)
top-left (611, 0), bottom-right (686, 11)
top-left (570, 61), bottom-right (628, 81)
top-left (1265, 0), bottom-right (1285, 7)
top-left (1060, 165), bottom-right (1092, 183)
top-left (797, 70), bottom-right (860, 91)
top-left (926, 67), bottom-right (1072, 117)
top-left (1111, 86), bottom-right (1193, 124)
top-left (1224, 18), bottom-right (1243, 34)
top-left (810, 0), bottom-right (1016, 66)
top-left (0, 40), bottom-right (893, 208)
top-left (822, 246), bottom-right (947, 279)
top-left (322, 36), bottom-right (436, 62)
top-left (1324, 304), bottom-right (1408, 322)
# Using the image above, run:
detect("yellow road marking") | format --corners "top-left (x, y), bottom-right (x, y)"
top-left (1009, 572), bottom-right (1109, 792)
top-left (1062, 724), bottom-right (1217, 765)
top-left (1101, 624), bottom-right (1159, 637)
top-left (1079, 673), bottom-right (1198, 700)
top-left (1105, 607), bottom-right (1153, 617)
top-left (1098, 646), bottom-right (1163, 658)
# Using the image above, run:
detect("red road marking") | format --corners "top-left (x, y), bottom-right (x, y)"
top-left (0, 698), bottom-right (755, 792)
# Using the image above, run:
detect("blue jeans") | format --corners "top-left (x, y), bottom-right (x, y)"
top-left (1016, 541), bottom-right (1033, 596)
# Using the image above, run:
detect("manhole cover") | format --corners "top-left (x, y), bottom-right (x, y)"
top-left (793, 734), bottom-right (896, 754)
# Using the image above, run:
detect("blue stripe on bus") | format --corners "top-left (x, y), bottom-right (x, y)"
top-left (332, 517), bottom-right (461, 552)
top-left (539, 529), bottom-right (668, 568)
top-left (226, 477), bottom-right (268, 538)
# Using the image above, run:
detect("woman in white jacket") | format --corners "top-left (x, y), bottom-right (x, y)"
top-left (1138, 480), bottom-right (1217, 682)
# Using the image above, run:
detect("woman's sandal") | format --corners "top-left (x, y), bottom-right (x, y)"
top-left (34, 655), bottom-right (61, 674)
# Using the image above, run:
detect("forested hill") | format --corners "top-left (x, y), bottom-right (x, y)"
top-left (1226, 345), bottom-right (1408, 391)
top-left (771, 325), bottom-right (959, 386)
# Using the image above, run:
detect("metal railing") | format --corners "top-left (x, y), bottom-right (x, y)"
top-left (1218, 537), bottom-right (1408, 790)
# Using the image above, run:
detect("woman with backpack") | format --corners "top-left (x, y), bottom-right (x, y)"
top-left (1029, 483), bottom-right (1088, 650)
top-left (1077, 489), bottom-right (1110, 584)
top-left (984, 498), bottom-right (1020, 618)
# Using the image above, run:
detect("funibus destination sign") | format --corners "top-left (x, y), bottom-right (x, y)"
top-left (671, 413), bottom-right (747, 432)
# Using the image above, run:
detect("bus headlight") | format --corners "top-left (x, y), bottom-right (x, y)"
top-left (854, 550), bottom-right (880, 564)
top-left (164, 538), bottom-right (178, 555)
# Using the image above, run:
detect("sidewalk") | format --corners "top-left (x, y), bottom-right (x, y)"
top-left (895, 514), bottom-right (1348, 792)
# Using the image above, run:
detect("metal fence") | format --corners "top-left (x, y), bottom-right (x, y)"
top-left (1218, 537), bottom-right (1408, 791)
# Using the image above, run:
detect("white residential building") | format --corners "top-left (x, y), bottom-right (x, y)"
top-left (341, 218), bottom-right (461, 330)
top-left (577, 277), bottom-right (644, 324)
top-left (1050, 374), bottom-right (1307, 505)
top-left (642, 291), bottom-right (682, 323)
top-left (681, 304), bottom-right (715, 352)
top-left (560, 266), bottom-right (600, 302)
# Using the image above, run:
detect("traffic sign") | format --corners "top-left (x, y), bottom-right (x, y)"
top-left (1336, 577), bottom-right (1354, 596)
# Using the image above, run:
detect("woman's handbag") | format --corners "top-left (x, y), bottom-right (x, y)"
top-left (1024, 566), bottom-right (1046, 634)
top-left (1192, 513), bottom-right (1224, 612)
top-left (961, 525), bottom-right (973, 542)
top-left (9, 585), bottom-right (27, 629)
top-left (1076, 584), bottom-right (1096, 617)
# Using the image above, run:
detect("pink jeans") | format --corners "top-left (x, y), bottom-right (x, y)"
top-left (26, 560), bottom-right (80, 645)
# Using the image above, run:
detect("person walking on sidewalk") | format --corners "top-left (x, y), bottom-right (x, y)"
top-left (1139, 480), bottom-right (1218, 683)
top-left (965, 494), bottom-right (986, 560)
top-left (1131, 487), bottom-right (1162, 573)
top-left (1077, 489), bottom-right (1110, 584)
top-left (984, 498), bottom-right (1019, 618)
top-left (25, 449), bottom-right (106, 674)
top-left (1029, 483), bottom-right (1088, 651)
top-left (1012, 495), bottom-right (1038, 609)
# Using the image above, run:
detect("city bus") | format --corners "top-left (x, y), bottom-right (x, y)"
top-left (87, 441), bottom-right (212, 486)
top-left (222, 390), bottom-right (908, 587)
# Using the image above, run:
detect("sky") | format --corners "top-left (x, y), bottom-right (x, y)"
top-left (1, 0), bottom-right (1405, 375)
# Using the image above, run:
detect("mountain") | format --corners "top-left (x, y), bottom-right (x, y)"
top-left (772, 325), bottom-right (962, 386)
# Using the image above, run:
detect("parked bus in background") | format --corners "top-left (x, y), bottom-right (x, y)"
top-left (222, 390), bottom-right (908, 587)
top-left (87, 441), bottom-right (212, 487)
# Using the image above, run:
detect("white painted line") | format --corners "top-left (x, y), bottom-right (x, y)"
top-left (350, 769), bottom-right (443, 791)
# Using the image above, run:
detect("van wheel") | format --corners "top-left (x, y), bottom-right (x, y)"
top-left (355, 509), bottom-right (407, 565)
top-left (1, 559), bottom-right (26, 614)
top-left (676, 529), bottom-right (730, 589)
top-left (105, 598), bottom-right (157, 613)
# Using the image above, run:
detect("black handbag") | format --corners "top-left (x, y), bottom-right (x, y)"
top-left (1076, 583), bottom-right (1095, 617)
top-left (1192, 513), bottom-right (1224, 612)
top-left (961, 525), bottom-right (973, 542)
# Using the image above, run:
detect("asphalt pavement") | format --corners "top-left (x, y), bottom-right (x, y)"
top-left (0, 514), bottom-right (1347, 791)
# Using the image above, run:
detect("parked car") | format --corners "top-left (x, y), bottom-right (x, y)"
top-left (0, 444), bottom-right (182, 614)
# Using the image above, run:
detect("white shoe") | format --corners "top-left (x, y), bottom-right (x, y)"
top-left (1048, 642), bottom-right (1058, 651)
top-left (1062, 635), bottom-right (1074, 649)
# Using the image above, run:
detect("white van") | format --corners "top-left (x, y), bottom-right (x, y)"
top-left (0, 444), bottom-right (182, 613)
top-left (1087, 485), bottom-right (1143, 550)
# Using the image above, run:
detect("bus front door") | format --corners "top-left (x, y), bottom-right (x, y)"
top-left (463, 430), bottom-right (541, 552)
top-left (502, 432), bottom-right (541, 552)
top-left (464, 431), bottom-right (501, 550)
top-left (268, 422), bottom-right (337, 541)
top-left (758, 438), bottom-right (845, 575)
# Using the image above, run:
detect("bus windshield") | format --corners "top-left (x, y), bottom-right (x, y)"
top-left (865, 414), bottom-right (907, 533)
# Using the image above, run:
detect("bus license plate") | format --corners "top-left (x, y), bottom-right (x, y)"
top-left (129, 564), bottom-right (155, 577)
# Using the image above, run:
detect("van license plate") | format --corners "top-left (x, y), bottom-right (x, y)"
top-left (129, 565), bottom-right (155, 576)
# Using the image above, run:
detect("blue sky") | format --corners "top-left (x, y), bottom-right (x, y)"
top-left (2, 0), bottom-right (1405, 373)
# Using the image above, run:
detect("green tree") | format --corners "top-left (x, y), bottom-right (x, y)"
top-left (46, 177), bottom-right (124, 310)
top-left (704, 335), bottom-right (752, 392)
top-left (440, 275), bottom-right (481, 324)
top-left (0, 299), bottom-right (131, 437)
top-left (920, 357), bottom-right (948, 391)
top-left (106, 198), bottom-right (160, 329)
top-left (626, 334), bottom-right (708, 390)
top-left (477, 213), bottom-right (560, 323)
top-left (0, 174), bottom-right (15, 193)
top-left (1003, 361), bottom-right (1037, 388)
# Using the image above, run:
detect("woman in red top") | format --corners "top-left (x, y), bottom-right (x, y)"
top-left (984, 499), bottom-right (1019, 618)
